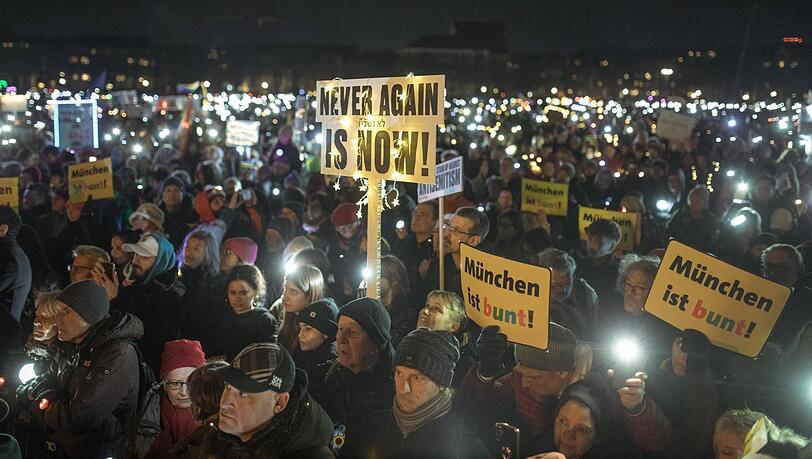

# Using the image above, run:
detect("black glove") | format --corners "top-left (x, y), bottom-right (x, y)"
top-left (29, 374), bottom-right (59, 402)
top-left (476, 325), bottom-right (507, 378)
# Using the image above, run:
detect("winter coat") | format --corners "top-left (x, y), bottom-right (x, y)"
top-left (0, 236), bottom-right (31, 323)
top-left (43, 310), bottom-right (144, 458)
top-left (179, 266), bottom-right (225, 355)
top-left (318, 348), bottom-right (396, 434)
top-left (167, 414), bottom-right (219, 459)
top-left (215, 306), bottom-right (278, 361)
top-left (198, 370), bottom-right (334, 459)
top-left (111, 268), bottom-right (185, 373)
top-left (161, 198), bottom-right (199, 251)
top-left (341, 405), bottom-right (490, 459)
top-left (293, 341), bottom-right (337, 398)
top-left (549, 277), bottom-right (599, 340)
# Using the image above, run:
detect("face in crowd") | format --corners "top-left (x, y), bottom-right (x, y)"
top-left (130, 254), bottom-right (156, 282)
top-left (219, 384), bottom-right (289, 442)
top-left (164, 367), bottom-right (196, 408)
top-left (298, 324), bottom-right (327, 352)
top-left (110, 236), bottom-right (132, 266)
top-left (515, 364), bottom-right (570, 402)
top-left (281, 280), bottom-right (307, 313)
top-left (623, 269), bottom-right (653, 315)
top-left (228, 280), bottom-right (258, 314)
top-left (550, 269), bottom-right (573, 302)
top-left (410, 203), bottom-right (436, 236)
top-left (32, 302), bottom-right (57, 342)
top-left (586, 233), bottom-right (615, 258)
top-left (220, 247), bottom-right (241, 272)
top-left (55, 303), bottom-right (91, 344)
top-left (183, 237), bottom-right (207, 269)
top-left (69, 254), bottom-right (96, 283)
top-left (554, 400), bottom-right (600, 459)
top-left (444, 214), bottom-right (481, 254)
top-left (394, 365), bottom-right (441, 413)
top-left (162, 184), bottom-right (183, 210)
top-left (417, 295), bottom-right (460, 332)
top-left (336, 316), bottom-right (379, 374)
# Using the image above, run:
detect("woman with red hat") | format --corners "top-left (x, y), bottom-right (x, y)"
top-left (145, 339), bottom-right (207, 458)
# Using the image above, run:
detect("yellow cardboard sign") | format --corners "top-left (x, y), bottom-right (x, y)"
top-left (461, 243), bottom-right (551, 350)
top-left (520, 178), bottom-right (568, 217)
top-left (644, 240), bottom-right (791, 357)
top-left (67, 157), bottom-right (114, 203)
top-left (315, 74), bottom-right (445, 185)
top-left (0, 177), bottom-right (19, 210)
top-left (578, 207), bottom-right (640, 252)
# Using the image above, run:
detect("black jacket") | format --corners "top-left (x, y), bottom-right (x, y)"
top-left (318, 347), bottom-right (396, 433)
top-left (341, 406), bottom-right (490, 459)
top-left (111, 268), bottom-right (185, 373)
top-left (293, 341), bottom-right (337, 399)
top-left (199, 370), bottom-right (334, 459)
top-left (161, 197), bottom-right (199, 251)
top-left (179, 266), bottom-right (225, 355)
top-left (43, 310), bottom-right (144, 458)
top-left (216, 306), bottom-right (278, 361)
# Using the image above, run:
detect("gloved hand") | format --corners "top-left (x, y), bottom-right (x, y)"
top-left (476, 325), bottom-right (508, 378)
top-left (29, 374), bottom-right (59, 402)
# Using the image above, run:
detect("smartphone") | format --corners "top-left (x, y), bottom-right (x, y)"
top-left (100, 261), bottom-right (115, 279)
top-left (495, 422), bottom-right (520, 459)
top-left (611, 362), bottom-right (641, 389)
top-left (239, 189), bottom-right (252, 201)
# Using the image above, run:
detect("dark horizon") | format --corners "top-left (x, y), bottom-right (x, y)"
top-left (1, 0), bottom-right (808, 54)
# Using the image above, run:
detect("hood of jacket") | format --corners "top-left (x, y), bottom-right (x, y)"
top-left (80, 309), bottom-right (145, 353)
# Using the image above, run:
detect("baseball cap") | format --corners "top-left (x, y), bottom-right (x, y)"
top-left (122, 234), bottom-right (160, 257)
top-left (213, 343), bottom-right (295, 393)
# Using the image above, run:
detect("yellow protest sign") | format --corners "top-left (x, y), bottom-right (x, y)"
top-left (578, 207), bottom-right (640, 252)
top-left (315, 74), bottom-right (445, 184)
top-left (520, 178), bottom-right (568, 216)
top-left (644, 240), bottom-right (791, 357)
top-left (0, 177), bottom-right (19, 210)
top-left (461, 243), bottom-right (551, 350)
top-left (67, 157), bottom-right (114, 203)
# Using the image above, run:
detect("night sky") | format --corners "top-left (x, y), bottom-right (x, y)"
top-left (1, 0), bottom-right (808, 53)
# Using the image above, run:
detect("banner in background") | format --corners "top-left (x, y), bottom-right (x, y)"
top-left (578, 207), bottom-right (640, 252)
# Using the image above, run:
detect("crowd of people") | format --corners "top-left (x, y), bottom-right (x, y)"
top-left (0, 86), bottom-right (811, 459)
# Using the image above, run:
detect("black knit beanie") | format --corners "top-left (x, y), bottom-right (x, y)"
top-left (298, 298), bottom-right (339, 341)
top-left (557, 375), bottom-right (612, 439)
top-left (338, 297), bottom-right (391, 349)
top-left (394, 328), bottom-right (460, 387)
top-left (56, 279), bottom-right (110, 325)
top-left (162, 176), bottom-right (186, 195)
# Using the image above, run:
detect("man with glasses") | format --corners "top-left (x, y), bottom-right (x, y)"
top-left (761, 243), bottom-right (812, 350)
top-left (69, 245), bottom-right (111, 284)
top-left (537, 248), bottom-right (599, 340)
top-left (424, 207), bottom-right (490, 298)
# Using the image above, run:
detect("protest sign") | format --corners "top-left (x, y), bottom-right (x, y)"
top-left (520, 178), bottom-right (569, 216)
top-left (461, 243), bottom-right (551, 350)
top-left (578, 207), bottom-right (640, 252)
top-left (656, 110), bottom-right (696, 143)
top-left (0, 177), bottom-right (19, 209)
top-left (54, 99), bottom-right (99, 150)
top-left (67, 157), bottom-right (114, 203)
top-left (226, 120), bottom-right (261, 147)
top-left (418, 156), bottom-right (463, 203)
top-left (316, 74), bottom-right (445, 184)
top-left (644, 240), bottom-right (791, 357)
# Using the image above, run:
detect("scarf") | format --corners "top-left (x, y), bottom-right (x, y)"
top-left (145, 394), bottom-right (199, 458)
top-left (393, 387), bottom-right (454, 437)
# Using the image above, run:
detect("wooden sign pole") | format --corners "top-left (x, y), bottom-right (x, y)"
top-left (438, 198), bottom-right (445, 290)
top-left (366, 179), bottom-right (383, 300)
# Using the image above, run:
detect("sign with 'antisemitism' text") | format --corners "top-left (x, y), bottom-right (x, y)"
top-left (460, 243), bottom-right (551, 350)
top-left (316, 74), bottom-right (445, 184)
top-left (520, 178), bottom-right (568, 217)
top-left (67, 157), bottom-right (114, 203)
top-left (0, 177), bottom-right (19, 209)
top-left (644, 240), bottom-right (791, 357)
top-left (578, 207), bottom-right (640, 252)
top-left (418, 156), bottom-right (463, 203)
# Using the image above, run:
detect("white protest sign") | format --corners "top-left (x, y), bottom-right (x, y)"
top-left (418, 156), bottom-right (463, 203)
top-left (316, 74), bottom-right (445, 184)
top-left (656, 110), bottom-right (696, 142)
top-left (226, 120), bottom-right (261, 147)
top-left (53, 99), bottom-right (99, 150)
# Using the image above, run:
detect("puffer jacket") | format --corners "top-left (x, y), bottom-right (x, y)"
top-left (43, 310), bottom-right (144, 458)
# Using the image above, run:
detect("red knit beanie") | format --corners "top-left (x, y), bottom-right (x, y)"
top-left (160, 339), bottom-right (206, 379)
top-left (222, 237), bottom-right (258, 264)
top-left (331, 202), bottom-right (359, 226)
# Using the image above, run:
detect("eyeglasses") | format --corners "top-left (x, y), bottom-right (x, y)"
top-left (442, 223), bottom-right (474, 237)
top-left (164, 380), bottom-right (188, 391)
top-left (624, 281), bottom-right (651, 296)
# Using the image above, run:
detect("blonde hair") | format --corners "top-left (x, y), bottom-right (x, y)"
top-left (426, 290), bottom-right (466, 327)
top-left (286, 265), bottom-right (325, 305)
top-left (35, 290), bottom-right (61, 317)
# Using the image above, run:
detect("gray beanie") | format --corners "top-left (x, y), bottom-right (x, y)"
top-left (394, 328), bottom-right (460, 387)
top-left (514, 322), bottom-right (576, 371)
top-left (56, 280), bottom-right (110, 325)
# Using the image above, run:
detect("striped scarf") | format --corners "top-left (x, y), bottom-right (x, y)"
top-left (393, 388), bottom-right (454, 436)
